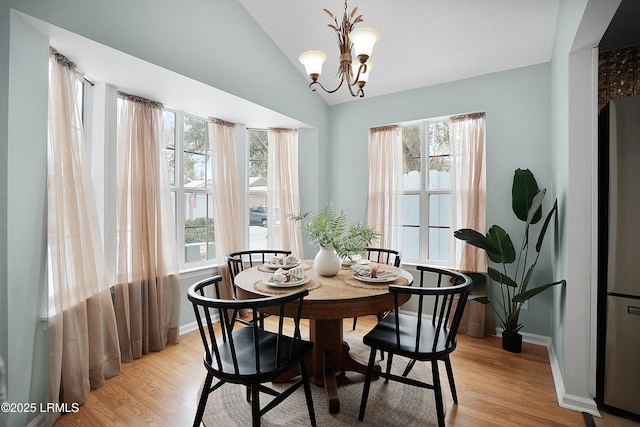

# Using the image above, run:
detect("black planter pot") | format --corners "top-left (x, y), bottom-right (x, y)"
top-left (502, 332), bottom-right (523, 353)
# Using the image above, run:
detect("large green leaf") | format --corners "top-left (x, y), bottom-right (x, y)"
top-left (535, 199), bottom-right (558, 253)
top-left (453, 228), bottom-right (501, 255)
top-left (527, 189), bottom-right (546, 225)
top-left (487, 267), bottom-right (518, 287)
top-left (486, 225), bottom-right (516, 264)
top-left (512, 169), bottom-right (542, 224)
top-left (520, 261), bottom-right (537, 294)
top-left (513, 280), bottom-right (566, 303)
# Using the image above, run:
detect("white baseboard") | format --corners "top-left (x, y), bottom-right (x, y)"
top-left (180, 321), bottom-right (198, 336)
top-left (496, 328), bottom-right (600, 417)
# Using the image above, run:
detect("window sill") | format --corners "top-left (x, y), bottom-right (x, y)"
top-left (179, 263), bottom-right (220, 279)
top-left (400, 260), bottom-right (448, 271)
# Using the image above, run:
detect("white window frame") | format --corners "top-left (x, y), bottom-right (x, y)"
top-left (402, 117), bottom-right (451, 265)
top-left (247, 128), bottom-right (269, 250)
top-left (165, 109), bottom-right (217, 270)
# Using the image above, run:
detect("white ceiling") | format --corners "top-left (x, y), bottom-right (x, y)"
top-left (238, 0), bottom-right (560, 105)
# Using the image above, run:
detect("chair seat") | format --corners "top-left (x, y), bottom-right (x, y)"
top-left (208, 327), bottom-right (314, 382)
top-left (358, 267), bottom-right (472, 427)
top-left (363, 312), bottom-right (456, 360)
top-left (189, 279), bottom-right (316, 426)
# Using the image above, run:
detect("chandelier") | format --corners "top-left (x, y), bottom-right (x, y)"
top-left (298, 1), bottom-right (380, 98)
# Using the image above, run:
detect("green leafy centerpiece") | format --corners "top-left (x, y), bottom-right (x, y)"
top-left (291, 204), bottom-right (378, 276)
top-left (454, 169), bottom-right (565, 352)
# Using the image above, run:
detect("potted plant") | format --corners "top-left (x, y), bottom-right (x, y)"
top-left (454, 169), bottom-right (566, 353)
top-left (291, 204), bottom-right (378, 276)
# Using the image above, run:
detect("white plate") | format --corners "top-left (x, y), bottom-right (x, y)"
top-left (263, 275), bottom-right (310, 288)
top-left (264, 260), bottom-right (302, 270)
top-left (353, 272), bottom-right (399, 283)
top-left (342, 259), bottom-right (370, 267)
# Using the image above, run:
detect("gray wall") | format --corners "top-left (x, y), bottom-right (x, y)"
top-left (3, 10), bottom-right (49, 427)
top-left (550, 0), bottom-right (620, 410)
top-left (0, 2), bottom-right (8, 424)
top-left (550, 0), bottom-right (589, 394)
top-left (328, 63), bottom-right (556, 336)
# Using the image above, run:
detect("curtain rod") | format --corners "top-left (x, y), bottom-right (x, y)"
top-left (117, 91), bottom-right (163, 108)
top-left (49, 47), bottom-right (94, 86)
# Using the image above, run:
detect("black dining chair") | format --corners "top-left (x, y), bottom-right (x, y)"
top-left (188, 275), bottom-right (316, 427)
top-left (226, 249), bottom-right (292, 327)
top-left (358, 265), bottom-right (472, 427)
top-left (351, 248), bottom-right (402, 331)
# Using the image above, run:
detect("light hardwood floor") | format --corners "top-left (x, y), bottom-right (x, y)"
top-left (54, 316), bottom-right (585, 426)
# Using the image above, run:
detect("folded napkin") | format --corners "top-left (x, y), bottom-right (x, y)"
top-left (282, 254), bottom-right (301, 266)
top-left (270, 266), bottom-right (305, 284)
top-left (268, 254), bottom-right (301, 266)
top-left (350, 264), bottom-right (396, 280)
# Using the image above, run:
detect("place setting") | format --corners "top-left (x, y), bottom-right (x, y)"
top-left (340, 254), bottom-right (373, 270)
top-left (254, 260), bottom-right (321, 294)
top-left (345, 263), bottom-right (407, 289)
top-left (257, 254), bottom-right (310, 272)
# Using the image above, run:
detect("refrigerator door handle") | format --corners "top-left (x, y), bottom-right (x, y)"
top-left (629, 305), bottom-right (640, 316)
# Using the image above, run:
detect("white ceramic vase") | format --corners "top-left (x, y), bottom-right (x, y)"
top-left (314, 244), bottom-right (341, 277)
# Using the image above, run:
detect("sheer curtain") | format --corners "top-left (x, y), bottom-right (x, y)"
top-left (267, 128), bottom-right (304, 256)
top-left (448, 113), bottom-right (487, 272)
top-left (113, 93), bottom-right (180, 362)
top-left (367, 125), bottom-right (403, 249)
top-left (449, 113), bottom-right (490, 337)
top-left (208, 118), bottom-right (244, 299)
top-left (47, 48), bottom-right (120, 426)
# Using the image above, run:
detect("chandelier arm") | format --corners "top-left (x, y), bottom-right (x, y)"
top-left (309, 78), bottom-right (345, 94)
top-left (351, 62), bottom-right (367, 84)
top-left (343, 67), bottom-right (365, 98)
top-left (346, 81), bottom-right (364, 98)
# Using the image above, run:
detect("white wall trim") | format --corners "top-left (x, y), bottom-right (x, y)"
top-left (180, 321), bottom-right (199, 336)
top-left (496, 328), bottom-right (600, 416)
top-left (180, 309), bottom-right (221, 337)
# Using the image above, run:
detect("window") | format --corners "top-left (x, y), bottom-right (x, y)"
top-left (164, 111), bottom-right (216, 266)
top-left (248, 129), bottom-right (268, 249)
top-left (402, 119), bottom-right (451, 263)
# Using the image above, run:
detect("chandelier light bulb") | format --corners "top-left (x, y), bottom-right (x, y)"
top-left (299, 50), bottom-right (327, 80)
top-left (349, 28), bottom-right (380, 61)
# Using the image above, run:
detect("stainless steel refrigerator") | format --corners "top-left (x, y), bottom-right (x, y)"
top-left (597, 95), bottom-right (640, 416)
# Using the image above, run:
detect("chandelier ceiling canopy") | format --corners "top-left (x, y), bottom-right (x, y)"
top-left (298, 0), bottom-right (380, 98)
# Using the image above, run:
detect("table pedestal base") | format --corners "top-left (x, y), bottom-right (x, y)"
top-left (309, 318), bottom-right (380, 414)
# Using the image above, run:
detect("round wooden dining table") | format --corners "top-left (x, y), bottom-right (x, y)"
top-left (234, 260), bottom-right (413, 414)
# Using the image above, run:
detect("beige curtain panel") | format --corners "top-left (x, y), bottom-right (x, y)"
top-left (449, 113), bottom-right (492, 338)
top-left (47, 48), bottom-right (120, 426)
top-left (367, 125), bottom-right (404, 249)
top-left (448, 113), bottom-right (487, 273)
top-left (208, 118), bottom-right (244, 300)
top-left (114, 93), bottom-right (180, 362)
top-left (267, 128), bottom-right (304, 256)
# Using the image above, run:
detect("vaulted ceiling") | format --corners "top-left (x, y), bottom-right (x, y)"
top-left (237, 0), bottom-right (560, 105)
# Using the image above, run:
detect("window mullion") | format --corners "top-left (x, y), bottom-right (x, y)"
top-left (420, 122), bottom-right (429, 262)
top-left (175, 111), bottom-right (186, 268)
